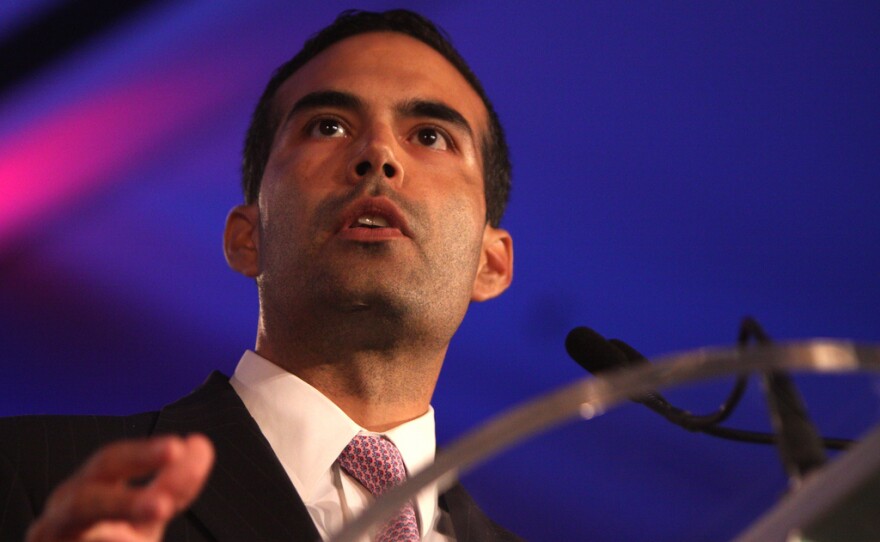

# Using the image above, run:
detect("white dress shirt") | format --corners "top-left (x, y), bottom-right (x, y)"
top-left (230, 351), bottom-right (454, 541)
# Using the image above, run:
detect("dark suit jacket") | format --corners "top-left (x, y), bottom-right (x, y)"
top-left (0, 372), bottom-right (520, 541)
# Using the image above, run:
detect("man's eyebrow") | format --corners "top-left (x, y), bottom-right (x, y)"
top-left (397, 99), bottom-right (473, 137)
top-left (284, 90), bottom-right (364, 124)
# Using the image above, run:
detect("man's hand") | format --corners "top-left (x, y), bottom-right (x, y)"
top-left (27, 434), bottom-right (214, 542)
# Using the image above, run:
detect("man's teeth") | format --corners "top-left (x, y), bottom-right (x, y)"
top-left (356, 215), bottom-right (390, 228)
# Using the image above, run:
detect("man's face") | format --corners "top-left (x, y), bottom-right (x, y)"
top-left (251, 32), bottom-right (501, 346)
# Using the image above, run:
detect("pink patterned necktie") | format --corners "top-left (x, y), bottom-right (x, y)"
top-left (337, 434), bottom-right (421, 541)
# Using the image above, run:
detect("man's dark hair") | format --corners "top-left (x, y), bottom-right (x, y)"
top-left (241, 9), bottom-right (511, 227)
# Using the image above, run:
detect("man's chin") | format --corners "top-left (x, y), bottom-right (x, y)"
top-left (330, 290), bottom-right (410, 319)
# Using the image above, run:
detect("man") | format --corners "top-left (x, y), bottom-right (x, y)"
top-left (0, 9), bottom-right (517, 541)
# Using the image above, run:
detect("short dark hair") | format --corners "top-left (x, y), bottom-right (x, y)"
top-left (241, 9), bottom-right (511, 227)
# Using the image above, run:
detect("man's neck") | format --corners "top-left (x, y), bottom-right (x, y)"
top-left (254, 339), bottom-right (444, 432)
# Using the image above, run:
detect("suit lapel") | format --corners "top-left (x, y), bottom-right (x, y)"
top-left (440, 482), bottom-right (521, 542)
top-left (153, 371), bottom-right (320, 541)
top-left (441, 483), bottom-right (481, 542)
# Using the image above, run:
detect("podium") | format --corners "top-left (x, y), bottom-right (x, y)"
top-left (736, 421), bottom-right (880, 541)
top-left (329, 340), bottom-right (880, 542)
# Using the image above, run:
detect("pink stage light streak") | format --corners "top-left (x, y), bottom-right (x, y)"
top-left (0, 68), bottom-right (236, 251)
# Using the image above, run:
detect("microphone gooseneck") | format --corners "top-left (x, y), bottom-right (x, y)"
top-left (739, 317), bottom-right (828, 484)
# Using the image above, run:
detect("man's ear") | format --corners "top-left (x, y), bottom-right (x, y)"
top-left (224, 204), bottom-right (260, 278)
top-left (471, 225), bottom-right (513, 302)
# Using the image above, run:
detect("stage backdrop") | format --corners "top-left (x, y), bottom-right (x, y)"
top-left (1, 1), bottom-right (878, 540)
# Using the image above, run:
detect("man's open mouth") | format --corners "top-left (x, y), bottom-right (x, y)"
top-left (336, 197), bottom-right (412, 239)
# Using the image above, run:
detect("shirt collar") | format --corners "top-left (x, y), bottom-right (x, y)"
top-left (229, 351), bottom-right (437, 520)
top-left (383, 405), bottom-right (437, 535)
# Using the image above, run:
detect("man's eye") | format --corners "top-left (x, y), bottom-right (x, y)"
top-left (309, 119), bottom-right (347, 138)
top-left (413, 127), bottom-right (449, 150)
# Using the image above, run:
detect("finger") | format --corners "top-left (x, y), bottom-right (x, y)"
top-left (79, 521), bottom-right (141, 542)
top-left (31, 481), bottom-right (158, 541)
top-left (27, 436), bottom-right (211, 542)
top-left (78, 437), bottom-right (182, 483)
top-left (146, 434), bottom-right (215, 513)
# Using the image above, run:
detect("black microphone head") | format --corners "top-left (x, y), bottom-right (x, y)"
top-left (608, 338), bottom-right (649, 366)
top-left (565, 326), bottom-right (630, 375)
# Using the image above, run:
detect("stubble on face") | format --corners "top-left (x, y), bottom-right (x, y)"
top-left (257, 172), bottom-right (484, 357)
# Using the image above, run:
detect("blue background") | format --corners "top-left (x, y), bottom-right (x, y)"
top-left (1, 2), bottom-right (878, 540)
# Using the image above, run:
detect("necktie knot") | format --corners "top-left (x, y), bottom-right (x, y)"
top-left (339, 435), bottom-right (407, 496)
top-left (338, 434), bottom-right (420, 541)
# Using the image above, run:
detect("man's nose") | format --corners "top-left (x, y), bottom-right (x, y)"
top-left (347, 127), bottom-right (404, 186)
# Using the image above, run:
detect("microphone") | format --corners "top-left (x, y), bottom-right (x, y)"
top-left (565, 327), bottom-right (686, 422)
top-left (564, 324), bottom-right (853, 455)
top-left (564, 326), bottom-right (631, 374)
